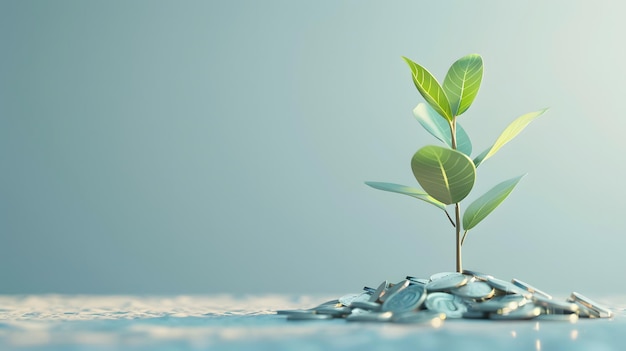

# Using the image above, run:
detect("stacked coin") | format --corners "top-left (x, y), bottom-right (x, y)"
top-left (276, 270), bottom-right (613, 324)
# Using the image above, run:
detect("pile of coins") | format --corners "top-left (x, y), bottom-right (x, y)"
top-left (277, 270), bottom-right (613, 324)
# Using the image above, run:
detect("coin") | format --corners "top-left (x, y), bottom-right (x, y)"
top-left (462, 310), bottom-right (488, 319)
top-left (429, 272), bottom-right (458, 281)
top-left (369, 280), bottom-right (389, 303)
top-left (382, 284), bottom-right (427, 313)
top-left (380, 279), bottom-right (410, 303)
top-left (350, 300), bottom-right (382, 312)
top-left (350, 292), bottom-right (373, 306)
top-left (512, 279), bottom-right (553, 300)
top-left (462, 269), bottom-right (494, 281)
top-left (426, 273), bottom-right (469, 292)
top-left (451, 281), bottom-right (495, 300)
top-left (408, 277), bottom-right (429, 285)
top-left (574, 304), bottom-right (599, 318)
top-left (314, 306), bottom-right (352, 317)
top-left (485, 277), bottom-right (532, 298)
top-left (532, 296), bottom-right (578, 315)
top-left (567, 292), bottom-right (612, 318)
top-left (392, 310), bottom-right (446, 325)
top-left (287, 313), bottom-right (334, 321)
top-left (346, 311), bottom-right (392, 322)
top-left (489, 303), bottom-right (543, 320)
top-left (535, 314), bottom-right (579, 322)
top-left (363, 286), bottom-right (376, 294)
top-left (339, 293), bottom-right (363, 307)
top-left (425, 292), bottom-right (467, 318)
top-left (467, 295), bottom-right (527, 313)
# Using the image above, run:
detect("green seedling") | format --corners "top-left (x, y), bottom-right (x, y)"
top-left (366, 54), bottom-right (547, 272)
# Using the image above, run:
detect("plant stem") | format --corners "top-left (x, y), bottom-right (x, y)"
top-left (455, 203), bottom-right (462, 272)
top-left (445, 210), bottom-right (455, 227)
top-left (450, 121), bottom-right (457, 150)
top-left (461, 229), bottom-right (469, 246)
top-left (450, 119), bottom-right (462, 273)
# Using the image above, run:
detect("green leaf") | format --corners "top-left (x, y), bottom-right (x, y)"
top-left (364, 181), bottom-right (447, 210)
top-left (462, 175), bottom-right (525, 230)
top-left (402, 56), bottom-right (453, 121)
top-left (411, 145), bottom-right (476, 204)
top-left (472, 148), bottom-right (490, 168)
top-left (443, 54), bottom-right (484, 116)
top-left (474, 108), bottom-right (548, 167)
top-left (413, 103), bottom-right (472, 156)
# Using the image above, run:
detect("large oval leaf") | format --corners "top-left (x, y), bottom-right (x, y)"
top-left (474, 108), bottom-right (548, 167)
top-left (364, 181), bottom-right (447, 210)
top-left (413, 103), bottom-right (472, 156)
top-left (402, 56), bottom-right (453, 121)
top-left (411, 146), bottom-right (476, 204)
top-left (462, 175), bottom-right (525, 230)
top-left (443, 54), bottom-right (483, 117)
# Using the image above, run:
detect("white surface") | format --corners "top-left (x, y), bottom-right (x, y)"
top-left (0, 294), bottom-right (623, 351)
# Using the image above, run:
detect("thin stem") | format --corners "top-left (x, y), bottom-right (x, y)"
top-left (450, 121), bottom-right (457, 150)
top-left (461, 230), bottom-right (468, 246)
top-left (445, 210), bottom-right (455, 227)
top-left (455, 203), bottom-right (462, 272)
top-left (450, 118), bottom-right (462, 273)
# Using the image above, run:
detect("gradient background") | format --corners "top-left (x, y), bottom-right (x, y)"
top-left (1, 0), bottom-right (625, 295)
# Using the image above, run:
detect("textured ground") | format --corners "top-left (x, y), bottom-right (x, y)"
top-left (0, 294), bottom-right (623, 351)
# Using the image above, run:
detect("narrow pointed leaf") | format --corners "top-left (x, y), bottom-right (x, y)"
top-left (402, 56), bottom-right (453, 121)
top-left (443, 54), bottom-right (484, 116)
top-left (413, 103), bottom-right (472, 156)
top-left (364, 181), bottom-right (447, 210)
top-left (474, 108), bottom-right (548, 167)
top-left (472, 147), bottom-right (490, 168)
top-left (463, 175), bottom-right (525, 230)
top-left (411, 145), bottom-right (476, 204)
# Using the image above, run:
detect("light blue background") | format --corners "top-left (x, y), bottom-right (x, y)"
top-left (1, 0), bottom-right (624, 295)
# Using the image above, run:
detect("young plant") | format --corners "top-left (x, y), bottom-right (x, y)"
top-left (366, 54), bottom-right (547, 272)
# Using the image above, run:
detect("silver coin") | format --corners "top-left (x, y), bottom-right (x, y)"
top-left (391, 310), bottom-right (446, 325)
top-left (429, 272), bottom-right (458, 282)
top-left (382, 284), bottom-right (427, 313)
top-left (348, 292), bottom-right (373, 306)
top-left (314, 306), bottom-right (352, 317)
top-left (338, 293), bottom-right (361, 307)
top-left (287, 313), bottom-right (334, 321)
top-left (489, 303), bottom-right (543, 320)
top-left (462, 269), bottom-right (494, 281)
top-left (531, 296), bottom-right (578, 315)
top-left (467, 295), bottom-right (528, 313)
top-left (535, 313), bottom-right (580, 322)
top-left (426, 273), bottom-right (469, 292)
top-left (462, 310), bottom-right (488, 319)
top-left (567, 292), bottom-right (612, 318)
top-left (346, 311), bottom-right (392, 322)
top-left (573, 303), bottom-right (600, 318)
top-left (350, 300), bottom-right (382, 312)
top-left (276, 309), bottom-right (317, 316)
top-left (512, 279), bottom-right (553, 300)
top-left (380, 279), bottom-right (410, 303)
top-left (408, 277), bottom-right (429, 285)
top-left (363, 286), bottom-right (376, 294)
top-left (369, 280), bottom-right (389, 302)
top-left (424, 292), bottom-right (467, 318)
top-left (485, 277), bottom-right (532, 298)
top-left (451, 281), bottom-right (495, 300)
